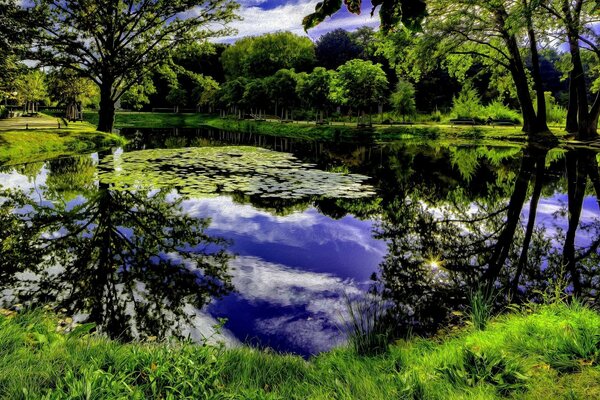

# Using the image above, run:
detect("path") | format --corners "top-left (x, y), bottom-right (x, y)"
top-left (0, 114), bottom-right (63, 131)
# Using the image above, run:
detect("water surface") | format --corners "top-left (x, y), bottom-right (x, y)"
top-left (1, 127), bottom-right (599, 356)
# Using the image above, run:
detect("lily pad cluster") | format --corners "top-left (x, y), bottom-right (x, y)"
top-left (98, 146), bottom-right (376, 200)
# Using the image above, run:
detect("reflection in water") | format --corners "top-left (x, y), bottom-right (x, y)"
top-left (0, 160), bottom-right (232, 340)
top-left (371, 143), bottom-right (599, 337)
top-left (1, 129), bottom-right (600, 355)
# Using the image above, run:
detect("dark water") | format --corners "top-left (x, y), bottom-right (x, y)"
top-left (1, 127), bottom-right (599, 356)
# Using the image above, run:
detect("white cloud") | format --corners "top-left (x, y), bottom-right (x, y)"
top-left (212, 0), bottom-right (379, 43)
top-left (227, 256), bottom-right (366, 353)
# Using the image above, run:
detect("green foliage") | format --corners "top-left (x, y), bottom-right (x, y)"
top-left (30, 0), bottom-right (239, 131)
top-left (267, 69), bottom-right (299, 110)
top-left (166, 85), bottom-right (188, 108)
top-left (296, 67), bottom-right (334, 110)
top-left (329, 59), bottom-right (389, 111)
top-left (343, 294), bottom-right (390, 355)
top-left (482, 101), bottom-right (522, 123)
top-left (303, 0), bottom-right (426, 33)
top-left (15, 69), bottom-right (48, 105)
top-left (221, 32), bottom-right (316, 79)
top-left (544, 92), bottom-right (567, 125)
top-left (451, 82), bottom-right (482, 119)
top-left (0, 302), bottom-right (599, 398)
top-left (47, 68), bottom-right (98, 108)
top-left (120, 76), bottom-right (156, 111)
top-left (390, 80), bottom-right (416, 120)
top-left (468, 289), bottom-right (496, 331)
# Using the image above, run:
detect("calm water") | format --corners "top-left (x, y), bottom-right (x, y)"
top-left (1, 127), bottom-right (599, 356)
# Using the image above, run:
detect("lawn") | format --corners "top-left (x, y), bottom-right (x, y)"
top-left (1, 301), bottom-right (598, 399)
top-left (0, 115), bottom-right (126, 165)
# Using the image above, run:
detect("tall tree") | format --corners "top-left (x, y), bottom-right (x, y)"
top-left (315, 29), bottom-right (361, 70)
top-left (329, 59), bottom-right (389, 123)
top-left (221, 32), bottom-right (316, 79)
top-left (30, 0), bottom-right (238, 132)
top-left (540, 1), bottom-right (600, 138)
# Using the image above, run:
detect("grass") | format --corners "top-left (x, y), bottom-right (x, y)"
top-left (0, 301), bottom-right (599, 399)
top-left (78, 111), bottom-right (554, 143)
top-left (0, 115), bottom-right (126, 166)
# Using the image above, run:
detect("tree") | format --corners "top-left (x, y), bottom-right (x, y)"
top-left (242, 78), bottom-right (270, 116)
top-left (267, 69), bottom-right (298, 119)
top-left (315, 29), bottom-right (361, 70)
top-left (166, 85), bottom-right (188, 112)
top-left (30, 0), bottom-right (239, 132)
top-left (120, 76), bottom-right (156, 111)
top-left (0, 177), bottom-right (233, 340)
top-left (48, 68), bottom-right (98, 108)
top-left (398, 0), bottom-right (549, 134)
top-left (390, 79), bottom-right (416, 120)
top-left (15, 69), bottom-right (47, 113)
top-left (217, 77), bottom-right (247, 116)
top-left (0, 0), bottom-right (37, 96)
top-left (329, 59), bottom-right (389, 123)
top-left (220, 32), bottom-right (316, 79)
top-left (296, 67), bottom-right (334, 120)
top-left (539, 1), bottom-right (600, 138)
top-left (350, 26), bottom-right (379, 60)
top-left (192, 75), bottom-right (220, 112)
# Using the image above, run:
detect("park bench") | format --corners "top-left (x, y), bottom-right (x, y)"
top-left (450, 118), bottom-right (477, 126)
top-left (490, 118), bottom-right (518, 126)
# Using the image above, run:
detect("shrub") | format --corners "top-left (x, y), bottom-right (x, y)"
top-left (451, 82), bottom-right (483, 119)
top-left (544, 92), bottom-right (567, 124)
top-left (482, 101), bottom-right (521, 123)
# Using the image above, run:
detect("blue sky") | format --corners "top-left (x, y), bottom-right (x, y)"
top-left (214, 0), bottom-right (380, 42)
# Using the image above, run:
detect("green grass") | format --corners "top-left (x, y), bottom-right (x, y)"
top-left (0, 120), bottom-right (126, 166)
top-left (79, 112), bottom-right (552, 143)
top-left (1, 301), bottom-right (599, 399)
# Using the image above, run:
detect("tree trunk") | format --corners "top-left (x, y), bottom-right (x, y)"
top-left (566, 26), bottom-right (597, 139)
top-left (97, 77), bottom-right (115, 133)
top-left (511, 151), bottom-right (546, 297)
top-left (524, 0), bottom-right (549, 133)
top-left (566, 72), bottom-right (579, 132)
top-left (495, 7), bottom-right (544, 135)
top-left (483, 147), bottom-right (536, 284)
top-left (563, 150), bottom-right (586, 295)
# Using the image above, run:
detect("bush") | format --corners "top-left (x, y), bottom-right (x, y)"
top-left (0, 106), bottom-right (7, 119)
top-left (482, 101), bottom-right (521, 123)
top-left (451, 82), bottom-right (483, 119)
top-left (544, 92), bottom-right (567, 124)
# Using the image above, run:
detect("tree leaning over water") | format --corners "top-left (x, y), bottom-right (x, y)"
top-left (29, 0), bottom-right (239, 132)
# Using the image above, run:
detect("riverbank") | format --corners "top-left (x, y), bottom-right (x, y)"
top-left (82, 111), bottom-right (549, 142)
top-left (0, 115), bottom-right (126, 165)
top-left (1, 301), bottom-right (598, 399)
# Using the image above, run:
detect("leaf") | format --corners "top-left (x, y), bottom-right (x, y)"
top-left (68, 322), bottom-right (96, 338)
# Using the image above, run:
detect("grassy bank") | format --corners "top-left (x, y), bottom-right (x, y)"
top-left (1, 301), bottom-right (598, 399)
top-left (0, 118), bottom-right (126, 166)
top-left (83, 112), bottom-right (544, 142)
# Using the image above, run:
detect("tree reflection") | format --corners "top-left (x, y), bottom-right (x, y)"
top-left (0, 167), bottom-right (232, 341)
top-left (368, 141), bottom-right (600, 336)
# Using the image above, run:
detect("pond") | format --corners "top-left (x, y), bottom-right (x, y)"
top-left (1, 126), bottom-right (599, 357)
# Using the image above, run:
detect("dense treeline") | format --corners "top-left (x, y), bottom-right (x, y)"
top-left (1, 0), bottom-right (599, 138)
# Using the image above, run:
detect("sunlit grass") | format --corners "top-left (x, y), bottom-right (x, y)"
top-left (0, 123), bottom-right (126, 165)
top-left (0, 301), bottom-right (598, 399)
